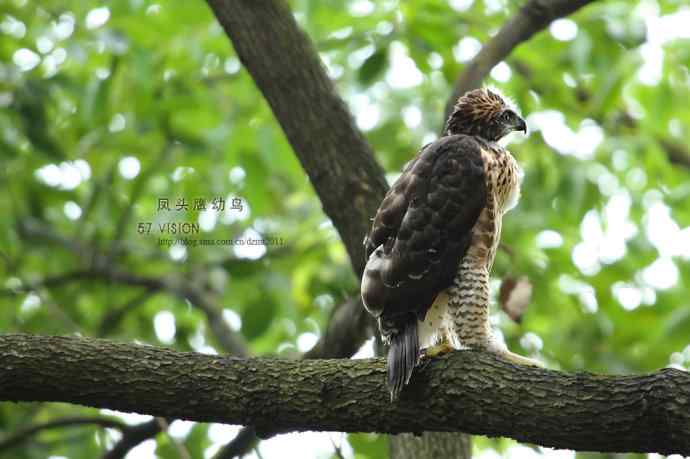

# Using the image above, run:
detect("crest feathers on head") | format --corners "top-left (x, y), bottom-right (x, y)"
top-left (444, 86), bottom-right (523, 140)
top-left (455, 86), bottom-right (519, 114)
top-left (483, 85), bottom-right (519, 116)
top-left (451, 86), bottom-right (518, 117)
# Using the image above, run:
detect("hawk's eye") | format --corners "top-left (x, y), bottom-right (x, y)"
top-left (501, 111), bottom-right (512, 121)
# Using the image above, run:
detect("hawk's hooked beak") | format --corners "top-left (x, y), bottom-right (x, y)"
top-left (514, 116), bottom-right (527, 134)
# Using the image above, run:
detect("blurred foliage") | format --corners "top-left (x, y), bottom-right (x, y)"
top-left (1, 0), bottom-right (689, 458)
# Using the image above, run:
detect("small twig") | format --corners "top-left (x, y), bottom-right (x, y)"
top-left (0, 269), bottom-right (165, 298)
top-left (329, 434), bottom-right (345, 459)
top-left (0, 265), bottom-right (249, 357)
top-left (213, 426), bottom-right (258, 459)
top-left (105, 142), bottom-right (174, 267)
top-left (659, 139), bottom-right (690, 169)
top-left (102, 418), bottom-right (168, 459)
top-left (445, 0), bottom-right (598, 119)
top-left (498, 242), bottom-right (515, 260)
top-left (0, 250), bottom-right (11, 269)
top-left (0, 270), bottom-right (97, 297)
top-left (98, 288), bottom-right (158, 336)
top-left (17, 219), bottom-right (92, 258)
top-left (76, 160), bottom-right (117, 237)
top-left (156, 418), bottom-right (191, 459)
top-left (0, 416), bottom-right (126, 451)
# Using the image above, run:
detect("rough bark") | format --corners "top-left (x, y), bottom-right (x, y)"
top-left (2, 334), bottom-right (689, 455)
top-left (445, 0), bottom-right (598, 119)
top-left (215, 296), bottom-right (373, 458)
top-left (206, 0), bottom-right (388, 277)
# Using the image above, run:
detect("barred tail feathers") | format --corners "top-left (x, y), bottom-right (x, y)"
top-left (387, 319), bottom-right (419, 402)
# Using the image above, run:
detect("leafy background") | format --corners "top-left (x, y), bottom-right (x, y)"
top-left (1, 0), bottom-right (689, 458)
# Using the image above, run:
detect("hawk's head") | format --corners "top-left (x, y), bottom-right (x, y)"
top-left (444, 88), bottom-right (526, 142)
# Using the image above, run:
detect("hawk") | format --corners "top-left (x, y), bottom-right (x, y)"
top-left (361, 88), bottom-right (540, 401)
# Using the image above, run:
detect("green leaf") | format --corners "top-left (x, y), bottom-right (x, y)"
top-left (358, 47), bottom-right (388, 85)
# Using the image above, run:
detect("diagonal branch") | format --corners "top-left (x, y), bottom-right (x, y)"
top-left (203, 3), bottom-right (389, 451)
top-left (2, 334), bottom-right (690, 455)
top-left (445, 0), bottom-right (598, 119)
top-left (206, 0), bottom-right (389, 277)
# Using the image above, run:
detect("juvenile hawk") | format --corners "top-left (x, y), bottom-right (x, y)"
top-left (361, 88), bottom-right (540, 401)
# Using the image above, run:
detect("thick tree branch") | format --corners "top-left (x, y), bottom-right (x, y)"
top-left (2, 334), bottom-right (689, 455)
top-left (206, 0), bottom-right (388, 277)
top-left (7, 230), bottom-right (249, 456)
top-left (7, 239), bottom-right (372, 456)
top-left (215, 295), bottom-right (373, 458)
top-left (445, 0), bottom-right (597, 119)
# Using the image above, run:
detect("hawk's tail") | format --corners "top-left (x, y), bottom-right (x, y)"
top-left (387, 318), bottom-right (418, 402)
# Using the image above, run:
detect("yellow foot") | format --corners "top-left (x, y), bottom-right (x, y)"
top-left (499, 350), bottom-right (543, 368)
top-left (419, 341), bottom-right (455, 361)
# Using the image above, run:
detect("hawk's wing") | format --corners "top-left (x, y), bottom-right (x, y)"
top-left (361, 134), bottom-right (487, 333)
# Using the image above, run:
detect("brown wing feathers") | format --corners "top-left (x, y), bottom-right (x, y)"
top-left (361, 134), bottom-right (487, 401)
top-left (362, 134), bottom-right (487, 331)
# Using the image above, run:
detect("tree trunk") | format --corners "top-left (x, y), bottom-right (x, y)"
top-left (206, 0), bottom-right (388, 278)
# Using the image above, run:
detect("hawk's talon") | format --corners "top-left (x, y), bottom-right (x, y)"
top-left (418, 341), bottom-right (454, 362)
top-left (499, 350), bottom-right (543, 368)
